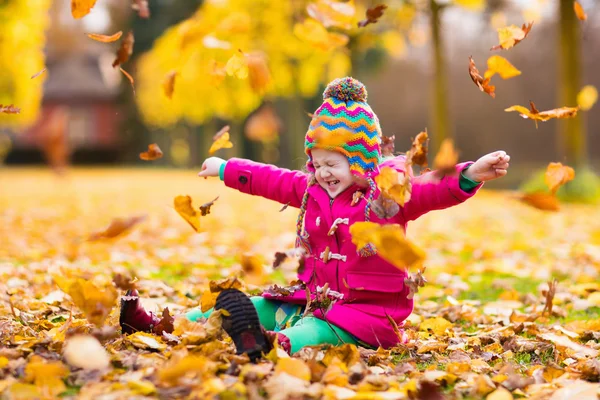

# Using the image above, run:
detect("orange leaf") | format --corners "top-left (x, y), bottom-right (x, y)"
top-left (119, 68), bottom-right (135, 94)
top-left (245, 104), bottom-right (281, 142)
top-left (162, 70), bottom-right (178, 99)
top-left (139, 143), bottom-right (163, 161)
top-left (518, 192), bottom-right (560, 211)
top-left (358, 4), bottom-right (387, 28)
top-left (132, 0), bottom-right (150, 18)
top-left (86, 31), bottom-right (123, 43)
top-left (545, 162), bottom-right (575, 194)
top-left (490, 22), bottom-right (534, 51)
top-left (88, 215), bottom-right (147, 241)
top-left (246, 52), bottom-right (271, 93)
top-left (505, 101), bottom-right (580, 128)
top-left (112, 31), bottom-right (134, 68)
top-left (468, 56), bottom-right (496, 98)
top-left (406, 130), bottom-right (429, 167)
top-left (433, 138), bottom-right (459, 175)
top-left (199, 196), bottom-right (219, 216)
top-left (174, 195), bottom-right (202, 232)
top-left (209, 126), bottom-right (234, 154)
top-left (0, 104), bottom-right (20, 114)
top-left (30, 68), bottom-right (47, 79)
top-left (574, 1), bottom-right (587, 21)
top-left (71, 0), bottom-right (98, 18)
top-left (376, 167), bottom-right (412, 207)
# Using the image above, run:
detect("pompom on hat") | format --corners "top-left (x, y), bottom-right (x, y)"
top-left (297, 77), bottom-right (383, 258)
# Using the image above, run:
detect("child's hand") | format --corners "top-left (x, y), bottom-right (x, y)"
top-left (463, 151), bottom-right (510, 182)
top-left (198, 157), bottom-right (225, 179)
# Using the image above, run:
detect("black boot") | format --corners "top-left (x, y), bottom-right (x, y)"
top-left (215, 289), bottom-right (272, 362)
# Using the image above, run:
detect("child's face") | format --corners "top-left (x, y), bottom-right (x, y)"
top-left (311, 149), bottom-right (355, 198)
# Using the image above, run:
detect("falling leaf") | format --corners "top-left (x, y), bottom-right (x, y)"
top-left (119, 68), bottom-right (135, 94)
top-left (199, 196), bottom-right (219, 216)
top-left (306, 0), bottom-right (355, 30)
top-left (484, 55), bottom-right (521, 80)
top-left (112, 31), bottom-right (134, 68)
top-left (225, 50), bottom-right (249, 79)
top-left (30, 68), bottom-right (47, 79)
top-left (294, 19), bottom-right (349, 51)
top-left (406, 130), bottom-right (429, 167)
top-left (468, 57), bottom-right (496, 98)
top-left (433, 139), bottom-right (459, 175)
top-left (518, 192), bottom-right (560, 211)
top-left (505, 101), bottom-right (580, 128)
top-left (246, 52), bottom-right (271, 92)
top-left (71, 0), bottom-right (98, 18)
top-left (404, 266), bottom-right (427, 299)
top-left (162, 70), bottom-right (178, 99)
top-left (152, 308), bottom-right (175, 335)
top-left (349, 222), bottom-right (426, 270)
top-left (381, 135), bottom-right (396, 157)
top-left (0, 104), bottom-right (20, 114)
top-left (490, 22), bottom-right (534, 50)
top-left (63, 335), bottom-right (110, 370)
top-left (371, 195), bottom-right (401, 219)
top-left (273, 252), bottom-right (288, 269)
top-left (545, 162), bottom-right (575, 194)
top-left (139, 143), bottom-right (163, 161)
top-left (279, 203), bottom-right (290, 212)
top-left (24, 355), bottom-right (69, 398)
top-left (358, 4), bottom-right (388, 28)
top-left (573, 1), bottom-right (587, 21)
top-left (209, 127), bottom-right (234, 155)
top-left (88, 215), bottom-right (146, 241)
top-left (41, 107), bottom-right (70, 174)
top-left (245, 104), bottom-right (282, 142)
top-left (577, 85), bottom-right (597, 111)
top-left (542, 279), bottom-right (558, 316)
top-left (113, 274), bottom-right (137, 291)
top-left (132, 0), bottom-right (150, 18)
top-left (86, 31), bottom-right (123, 43)
top-left (375, 166), bottom-right (412, 207)
top-left (174, 195), bottom-right (202, 232)
top-left (311, 129), bottom-right (355, 149)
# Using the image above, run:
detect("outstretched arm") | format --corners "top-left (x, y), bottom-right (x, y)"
top-left (198, 157), bottom-right (309, 208)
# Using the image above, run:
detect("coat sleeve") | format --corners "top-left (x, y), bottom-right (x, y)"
top-left (222, 158), bottom-right (309, 208)
top-left (398, 162), bottom-right (483, 222)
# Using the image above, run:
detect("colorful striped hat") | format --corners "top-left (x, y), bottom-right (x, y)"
top-left (305, 77), bottom-right (382, 180)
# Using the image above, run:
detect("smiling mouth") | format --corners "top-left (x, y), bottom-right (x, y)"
top-left (327, 180), bottom-right (340, 187)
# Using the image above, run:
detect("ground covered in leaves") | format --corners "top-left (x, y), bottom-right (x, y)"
top-left (1, 169), bottom-right (599, 400)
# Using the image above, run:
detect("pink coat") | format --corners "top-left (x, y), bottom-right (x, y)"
top-left (222, 157), bottom-right (482, 348)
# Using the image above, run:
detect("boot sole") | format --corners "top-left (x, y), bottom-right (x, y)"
top-left (215, 289), bottom-right (270, 362)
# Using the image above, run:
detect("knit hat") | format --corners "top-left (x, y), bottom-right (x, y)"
top-left (297, 77), bottom-right (382, 258)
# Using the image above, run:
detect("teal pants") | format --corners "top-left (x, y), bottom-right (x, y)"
top-left (185, 297), bottom-right (357, 354)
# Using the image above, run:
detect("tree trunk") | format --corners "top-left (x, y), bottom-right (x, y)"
top-left (557, 0), bottom-right (586, 167)
top-left (429, 0), bottom-right (452, 153)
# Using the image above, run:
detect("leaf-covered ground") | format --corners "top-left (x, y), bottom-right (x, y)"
top-left (1, 169), bottom-right (599, 399)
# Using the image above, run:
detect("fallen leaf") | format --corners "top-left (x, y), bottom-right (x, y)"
top-left (162, 70), bottom-right (178, 99)
top-left (139, 143), bottom-right (163, 161)
top-left (209, 276), bottom-right (243, 292)
top-left (158, 355), bottom-right (215, 385)
top-left (469, 56), bottom-right (496, 98)
top-left (63, 335), bottom-right (110, 370)
top-left (505, 101), bottom-right (580, 128)
top-left (484, 55), bottom-right (522, 80)
top-left (225, 50), bottom-right (249, 79)
top-left (420, 317), bottom-right (452, 336)
top-left (24, 355), bottom-right (68, 398)
top-left (518, 192), bottom-right (560, 211)
top-left (86, 31), bottom-right (123, 43)
top-left (245, 104), bottom-right (281, 142)
top-left (486, 387), bottom-right (513, 400)
top-left (112, 31), bottom-right (134, 68)
top-left (545, 162), bottom-right (575, 194)
top-left (200, 290), bottom-right (218, 312)
top-left (539, 332), bottom-right (599, 359)
top-left (119, 67), bottom-right (135, 94)
top-left (0, 104), bottom-right (21, 114)
top-left (490, 22), bottom-right (534, 50)
top-left (209, 129), bottom-right (234, 155)
top-left (132, 0), bottom-right (150, 18)
top-left (358, 4), bottom-right (388, 28)
top-left (71, 0), bottom-right (98, 18)
top-left (88, 215), bottom-right (146, 241)
top-left (574, 1), bottom-right (587, 21)
top-left (126, 331), bottom-right (167, 351)
top-left (174, 195), bottom-right (202, 232)
top-left (577, 85), bottom-right (597, 111)
top-left (274, 358), bottom-right (311, 381)
top-left (153, 307), bottom-right (175, 335)
top-left (30, 68), bottom-right (47, 79)
top-left (433, 138), bottom-right (459, 175)
top-left (199, 196), bottom-right (219, 216)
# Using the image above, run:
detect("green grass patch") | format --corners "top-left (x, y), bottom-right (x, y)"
top-left (553, 306), bottom-right (600, 323)
top-left (459, 272), bottom-right (541, 302)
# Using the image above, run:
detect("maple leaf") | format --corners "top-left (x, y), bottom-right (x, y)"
top-left (30, 68), bottom-right (47, 79)
top-left (71, 0), bottom-right (98, 18)
top-left (406, 130), bottom-right (429, 168)
top-left (88, 215), bottom-right (146, 241)
top-left (132, 0), bottom-right (150, 18)
top-left (86, 31), bottom-right (123, 43)
top-left (162, 70), bottom-right (178, 99)
top-left (245, 104), bottom-right (281, 143)
top-left (112, 31), bottom-right (134, 68)
top-left (404, 266), bottom-right (427, 299)
top-left (0, 104), bottom-right (21, 114)
top-left (484, 55), bottom-right (521, 80)
top-left (358, 4), bottom-right (388, 28)
top-left (119, 68), bottom-right (135, 94)
top-left (468, 56), bottom-right (496, 98)
top-left (545, 162), bottom-right (575, 194)
top-left (433, 138), bottom-right (459, 175)
top-left (174, 195), bottom-right (202, 232)
top-left (153, 307), bottom-right (175, 335)
top-left (490, 21), bottom-right (534, 51)
top-left (199, 196), bottom-right (219, 216)
top-left (246, 52), bottom-right (271, 93)
top-left (306, 0), bottom-right (355, 30)
top-left (505, 101), bottom-right (580, 129)
top-left (381, 135), bottom-right (396, 157)
top-left (209, 126), bottom-right (234, 154)
top-left (518, 192), bottom-right (560, 211)
top-left (574, 1), bottom-right (587, 21)
top-left (225, 50), bottom-right (249, 79)
top-left (139, 143), bottom-right (163, 161)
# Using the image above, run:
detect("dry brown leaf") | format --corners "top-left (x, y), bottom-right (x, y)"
top-left (139, 143), bottom-right (163, 161)
top-left (152, 307), bottom-right (174, 335)
top-left (71, 0), bottom-right (98, 18)
top-left (30, 68), bottom-right (47, 79)
top-left (518, 192), bottom-right (560, 211)
top-left (112, 31), bottom-right (134, 68)
top-left (406, 130), bottom-right (429, 167)
top-left (119, 68), bottom-right (135, 94)
top-left (505, 101), bottom-right (580, 129)
top-left (199, 196), bottom-right (219, 216)
top-left (132, 0), bottom-right (150, 18)
top-left (469, 56), bottom-right (496, 98)
top-left (490, 22), bottom-right (534, 51)
top-left (574, 1), bottom-right (587, 21)
top-left (545, 162), bottom-right (575, 194)
top-left (210, 126), bottom-right (234, 154)
top-left (432, 138), bottom-right (459, 175)
top-left (0, 104), bottom-right (21, 114)
top-left (542, 279), bottom-right (558, 316)
top-left (86, 31), bottom-right (123, 43)
top-left (88, 215), bottom-right (146, 241)
top-left (112, 274), bottom-right (137, 291)
top-left (174, 195), bottom-right (202, 232)
top-left (404, 266), bottom-right (427, 300)
top-left (162, 70), bottom-right (178, 99)
top-left (358, 4), bottom-right (388, 28)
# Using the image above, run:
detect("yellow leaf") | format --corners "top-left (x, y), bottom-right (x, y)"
top-left (577, 85), bottom-right (597, 111)
top-left (419, 317), bottom-right (452, 336)
top-left (63, 335), bottom-right (110, 370)
top-left (173, 316), bottom-right (208, 344)
top-left (274, 358), bottom-right (311, 381)
top-left (158, 355), bottom-right (216, 385)
top-left (433, 138), bottom-right (459, 174)
top-left (174, 195), bottom-right (201, 232)
top-left (486, 387), bottom-right (513, 400)
top-left (306, 0), bottom-right (356, 29)
top-left (321, 357), bottom-right (348, 386)
top-left (375, 166), bottom-right (411, 206)
top-left (545, 162), bottom-right (575, 194)
top-left (200, 290), bottom-right (217, 312)
top-left (126, 332), bottom-right (167, 351)
top-left (484, 55), bottom-right (521, 80)
top-left (505, 101), bottom-right (580, 128)
top-left (5, 384), bottom-right (41, 399)
top-left (491, 23), bottom-right (533, 50)
top-left (71, 0), bottom-right (98, 18)
top-left (454, 0), bottom-right (485, 11)
top-left (128, 380), bottom-right (157, 395)
top-left (209, 131), bottom-right (234, 155)
top-left (225, 51), bottom-right (249, 79)
top-left (24, 355), bottom-right (68, 398)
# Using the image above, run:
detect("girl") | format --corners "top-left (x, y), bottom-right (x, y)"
top-left (120, 77), bottom-right (510, 361)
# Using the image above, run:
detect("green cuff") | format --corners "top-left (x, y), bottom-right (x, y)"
top-left (459, 166), bottom-right (480, 192)
top-left (218, 161), bottom-right (226, 181)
